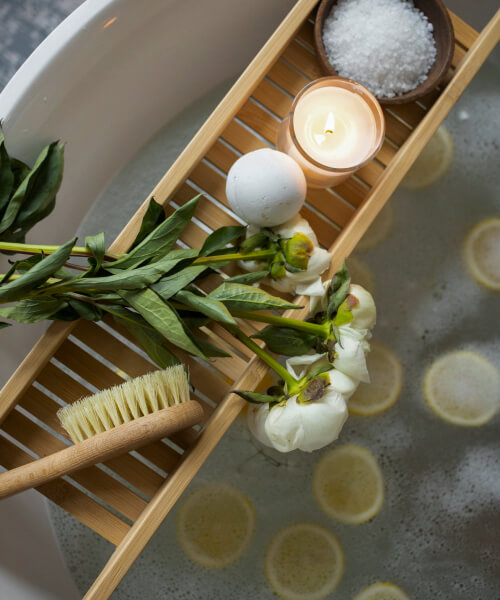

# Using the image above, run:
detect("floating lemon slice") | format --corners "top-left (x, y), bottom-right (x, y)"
top-left (356, 202), bottom-right (394, 252)
top-left (313, 445), bottom-right (384, 525)
top-left (401, 125), bottom-right (453, 190)
top-left (349, 342), bottom-right (402, 416)
top-left (347, 256), bottom-right (376, 294)
top-left (424, 351), bottom-right (500, 426)
top-left (176, 482), bottom-right (255, 568)
top-left (354, 582), bottom-right (410, 600)
top-left (464, 218), bottom-right (500, 290)
top-left (265, 523), bottom-right (343, 600)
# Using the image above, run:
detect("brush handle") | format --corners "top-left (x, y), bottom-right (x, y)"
top-left (0, 400), bottom-right (203, 500)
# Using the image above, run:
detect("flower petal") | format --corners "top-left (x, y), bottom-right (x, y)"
top-left (285, 353), bottom-right (329, 379)
top-left (273, 215), bottom-right (318, 246)
top-left (247, 404), bottom-right (273, 448)
top-left (333, 325), bottom-right (370, 382)
top-left (349, 284), bottom-right (376, 330)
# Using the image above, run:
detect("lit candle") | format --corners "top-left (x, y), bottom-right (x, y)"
top-left (277, 77), bottom-right (385, 188)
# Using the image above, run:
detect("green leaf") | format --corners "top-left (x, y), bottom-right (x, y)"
top-left (180, 312), bottom-right (210, 330)
top-left (174, 289), bottom-right (236, 327)
top-left (240, 231), bottom-right (273, 253)
top-left (68, 299), bottom-right (102, 321)
top-left (3, 196), bottom-right (57, 245)
top-left (119, 287), bottom-right (207, 359)
top-left (152, 264), bottom-right (206, 301)
top-left (48, 305), bottom-right (81, 321)
top-left (280, 232), bottom-right (313, 271)
top-left (0, 141), bottom-right (64, 235)
top-left (333, 296), bottom-right (355, 326)
top-left (14, 255), bottom-right (43, 273)
top-left (0, 297), bottom-right (67, 323)
top-left (192, 336), bottom-right (231, 357)
top-left (60, 251), bottom-right (196, 293)
top-left (0, 321), bottom-right (10, 329)
top-left (252, 326), bottom-right (317, 356)
top-left (10, 158), bottom-right (30, 191)
top-left (0, 134), bottom-right (14, 215)
top-left (111, 306), bottom-right (180, 369)
top-left (131, 198), bottom-right (165, 249)
top-left (226, 270), bottom-right (269, 285)
top-left (105, 247), bottom-right (198, 276)
top-left (326, 261), bottom-right (351, 320)
top-left (308, 360), bottom-right (333, 378)
top-left (1, 261), bottom-right (18, 284)
top-left (200, 225), bottom-right (245, 257)
top-left (0, 237), bottom-right (76, 303)
top-left (208, 282), bottom-right (299, 312)
top-left (233, 390), bottom-right (282, 404)
top-left (107, 195), bottom-right (201, 270)
top-left (85, 232), bottom-right (105, 271)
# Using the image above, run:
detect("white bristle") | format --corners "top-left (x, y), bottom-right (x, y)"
top-left (57, 365), bottom-right (190, 443)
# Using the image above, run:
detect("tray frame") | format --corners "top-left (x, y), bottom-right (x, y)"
top-left (0, 1), bottom-right (499, 598)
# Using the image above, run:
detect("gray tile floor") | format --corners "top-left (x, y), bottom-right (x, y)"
top-left (0, 0), bottom-right (83, 90)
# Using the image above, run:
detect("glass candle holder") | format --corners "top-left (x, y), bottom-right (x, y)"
top-left (276, 77), bottom-right (385, 189)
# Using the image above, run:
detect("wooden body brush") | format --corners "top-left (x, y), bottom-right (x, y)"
top-left (0, 365), bottom-right (203, 499)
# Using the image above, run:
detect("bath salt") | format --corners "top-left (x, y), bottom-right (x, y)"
top-left (322, 0), bottom-right (437, 98)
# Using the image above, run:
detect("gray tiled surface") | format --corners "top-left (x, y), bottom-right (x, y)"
top-left (0, 0), bottom-right (84, 91)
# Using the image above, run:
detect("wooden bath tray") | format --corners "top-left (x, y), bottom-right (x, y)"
top-left (1, 1), bottom-right (498, 597)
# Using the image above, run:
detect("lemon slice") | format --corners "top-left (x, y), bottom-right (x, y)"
top-left (347, 256), bottom-right (375, 294)
top-left (354, 582), bottom-right (410, 600)
top-left (176, 483), bottom-right (255, 568)
top-left (424, 351), bottom-right (500, 426)
top-left (401, 125), bottom-right (453, 190)
top-left (313, 445), bottom-right (384, 525)
top-left (464, 218), bottom-right (500, 290)
top-left (349, 342), bottom-right (402, 416)
top-left (356, 202), bottom-right (394, 252)
top-left (265, 523), bottom-right (343, 600)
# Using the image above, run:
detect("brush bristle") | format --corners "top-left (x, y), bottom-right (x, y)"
top-left (57, 365), bottom-right (190, 443)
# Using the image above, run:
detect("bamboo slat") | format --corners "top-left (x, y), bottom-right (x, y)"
top-left (0, 2), bottom-right (496, 598)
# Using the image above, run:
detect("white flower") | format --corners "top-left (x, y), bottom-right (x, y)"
top-left (247, 353), bottom-right (350, 453)
top-left (240, 215), bottom-right (331, 297)
top-left (264, 389), bottom-right (347, 453)
top-left (309, 280), bottom-right (376, 331)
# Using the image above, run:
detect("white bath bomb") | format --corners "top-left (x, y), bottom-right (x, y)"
top-left (226, 149), bottom-right (306, 227)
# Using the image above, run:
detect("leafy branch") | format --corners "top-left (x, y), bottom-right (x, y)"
top-left (0, 134), bottom-right (64, 246)
top-left (0, 196), bottom-right (315, 369)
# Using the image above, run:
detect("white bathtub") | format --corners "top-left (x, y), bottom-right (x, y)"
top-left (0, 0), bottom-right (497, 598)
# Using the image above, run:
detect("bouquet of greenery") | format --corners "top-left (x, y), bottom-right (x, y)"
top-left (0, 157), bottom-right (376, 453)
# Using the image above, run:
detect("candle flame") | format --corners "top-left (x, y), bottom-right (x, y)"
top-left (324, 112), bottom-right (335, 135)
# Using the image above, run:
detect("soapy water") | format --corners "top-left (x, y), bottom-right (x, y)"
top-left (49, 59), bottom-right (500, 599)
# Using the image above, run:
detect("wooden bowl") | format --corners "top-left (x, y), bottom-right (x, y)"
top-left (313, 0), bottom-right (455, 105)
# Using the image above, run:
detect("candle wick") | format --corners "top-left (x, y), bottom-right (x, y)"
top-left (324, 112), bottom-right (336, 136)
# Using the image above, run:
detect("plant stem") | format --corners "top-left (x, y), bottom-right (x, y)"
top-left (229, 327), bottom-right (299, 394)
top-left (0, 273), bottom-right (60, 284)
top-left (0, 241), bottom-right (120, 261)
top-left (192, 249), bottom-right (275, 266)
top-left (231, 310), bottom-right (329, 338)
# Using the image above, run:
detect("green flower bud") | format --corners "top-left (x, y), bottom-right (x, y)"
top-left (280, 232), bottom-right (314, 271)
